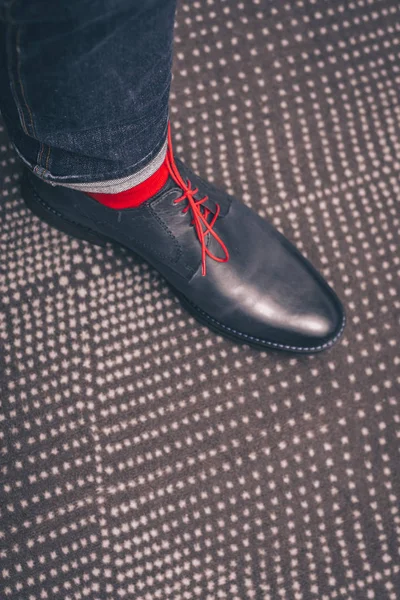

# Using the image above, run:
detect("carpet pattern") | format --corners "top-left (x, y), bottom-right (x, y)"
top-left (1, 0), bottom-right (400, 599)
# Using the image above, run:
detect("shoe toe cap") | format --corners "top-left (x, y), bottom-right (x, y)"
top-left (251, 239), bottom-right (346, 352)
top-left (196, 265), bottom-right (346, 353)
top-left (238, 280), bottom-right (345, 352)
top-left (225, 255), bottom-right (346, 352)
top-left (286, 285), bottom-right (346, 351)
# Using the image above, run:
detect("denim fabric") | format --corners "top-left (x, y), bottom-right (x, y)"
top-left (0, 0), bottom-right (176, 184)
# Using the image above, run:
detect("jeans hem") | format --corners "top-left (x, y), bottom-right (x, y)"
top-left (51, 136), bottom-right (168, 193)
top-left (20, 118), bottom-right (169, 189)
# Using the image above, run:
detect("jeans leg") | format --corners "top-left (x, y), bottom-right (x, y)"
top-left (0, 0), bottom-right (176, 187)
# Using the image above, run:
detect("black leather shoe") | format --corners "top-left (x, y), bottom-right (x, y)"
top-left (21, 127), bottom-right (346, 353)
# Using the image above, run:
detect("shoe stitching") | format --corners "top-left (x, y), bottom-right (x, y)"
top-left (146, 202), bottom-right (195, 275)
top-left (75, 201), bottom-right (183, 266)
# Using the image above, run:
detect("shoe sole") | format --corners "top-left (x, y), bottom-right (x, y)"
top-left (22, 176), bottom-right (346, 354)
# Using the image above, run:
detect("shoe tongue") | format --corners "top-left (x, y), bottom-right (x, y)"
top-left (173, 157), bottom-right (230, 217)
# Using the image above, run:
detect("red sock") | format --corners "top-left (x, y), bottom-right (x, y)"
top-left (86, 157), bottom-right (169, 209)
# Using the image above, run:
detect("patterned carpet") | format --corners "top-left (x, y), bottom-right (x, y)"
top-left (1, 1), bottom-right (400, 599)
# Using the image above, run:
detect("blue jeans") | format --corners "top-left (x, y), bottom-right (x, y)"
top-left (0, 0), bottom-right (176, 188)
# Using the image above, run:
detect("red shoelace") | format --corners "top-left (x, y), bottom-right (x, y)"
top-left (165, 124), bottom-right (230, 276)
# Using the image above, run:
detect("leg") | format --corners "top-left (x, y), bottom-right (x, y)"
top-left (0, 0), bottom-right (175, 186)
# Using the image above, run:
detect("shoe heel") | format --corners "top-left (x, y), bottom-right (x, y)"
top-left (21, 175), bottom-right (109, 247)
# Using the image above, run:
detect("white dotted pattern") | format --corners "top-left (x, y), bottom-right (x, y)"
top-left (1, 1), bottom-right (400, 599)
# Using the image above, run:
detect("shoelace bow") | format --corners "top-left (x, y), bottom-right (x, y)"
top-left (165, 124), bottom-right (229, 276)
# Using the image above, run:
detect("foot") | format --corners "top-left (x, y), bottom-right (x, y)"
top-left (21, 128), bottom-right (346, 353)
